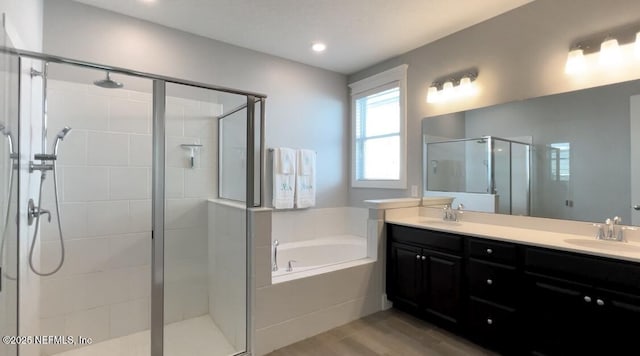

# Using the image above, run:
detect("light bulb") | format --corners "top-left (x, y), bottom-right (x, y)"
top-left (441, 81), bottom-right (454, 100)
top-left (565, 48), bottom-right (586, 74)
top-left (459, 76), bottom-right (472, 95)
top-left (311, 43), bottom-right (326, 52)
top-left (426, 86), bottom-right (439, 103)
top-left (599, 37), bottom-right (621, 66)
top-left (635, 32), bottom-right (640, 59)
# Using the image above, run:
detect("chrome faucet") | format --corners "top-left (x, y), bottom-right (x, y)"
top-left (286, 260), bottom-right (297, 272)
top-left (597, 217), bottom-right (625, 241)
top-left (272, 240), bottom-right (279, 272)
top-left (443, 203), bottom-right (464, 222)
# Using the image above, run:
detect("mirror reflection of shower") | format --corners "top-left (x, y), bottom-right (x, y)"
top-left (28, 126), bottom-right (72, 276)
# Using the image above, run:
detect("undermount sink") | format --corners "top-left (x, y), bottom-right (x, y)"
top-left (420, 219), bottom-right (462, 227)
top-left (563, 238), bottom-right (640, 253)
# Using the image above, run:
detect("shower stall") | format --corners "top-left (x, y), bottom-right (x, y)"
top-left (0, 31), bottom-right (265, 356)
top-left (424, 136), bottom-right (531, 215)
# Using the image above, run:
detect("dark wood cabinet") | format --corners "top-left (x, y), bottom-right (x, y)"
top-left (523, 274), bottom-right (593, 355)
top-left (387, 225), bottom-right (463, 329)
top-left (524, 247), bottom-right (640, 356)
top-left (422, 250), bottom-right (462, 325)
top-left (386, 223), bottom-right (640, 355)
top-left (387, 242), bottom-right (421, 310)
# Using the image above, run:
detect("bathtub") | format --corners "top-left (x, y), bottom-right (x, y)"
top-left (271, 235), bottom-right (370, 283)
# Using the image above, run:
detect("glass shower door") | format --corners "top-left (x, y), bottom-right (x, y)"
top-left (162, 83), bottom-right (248, 356)
top-left (0, 24), bottom-right (19, 356)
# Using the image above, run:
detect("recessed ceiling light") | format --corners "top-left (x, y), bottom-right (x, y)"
top-left (312, 43), bottom-right (327, 53)
top-left (140, 0), bottom-right (156, 4)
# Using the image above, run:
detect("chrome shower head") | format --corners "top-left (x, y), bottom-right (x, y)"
top-left (93, 72), bottom-right (123, 89)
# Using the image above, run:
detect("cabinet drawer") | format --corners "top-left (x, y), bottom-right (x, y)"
top-left (388, 224), bottom-right (462, 254)
top-left (468, 297), bottom-right (517, 351)
top-left (468, 259), bottom-right (518, 306)
top-left (469, 238), bottom-right (516, 265)
top-left (525, 247), bottom-right (640, 293)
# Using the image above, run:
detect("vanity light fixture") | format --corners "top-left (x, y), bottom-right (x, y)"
top-left (426, 72), bottom-right (478, 104)
top-left (565, 26), bottom-right (640, 75)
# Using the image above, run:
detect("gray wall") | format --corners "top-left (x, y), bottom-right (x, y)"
top-left (348, 0), bottom-right (640, 206)
top-left (43, 0), bottom-right (349, 208)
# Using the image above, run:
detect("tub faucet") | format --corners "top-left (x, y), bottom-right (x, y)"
top-left (272, 240), bottom-right (279, 272)
top-left (287, 260), bottom-right (297, 272)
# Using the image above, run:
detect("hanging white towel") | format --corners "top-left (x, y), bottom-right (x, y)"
top-left (295, 149), bottom-right (316, 208)
top-left (272, 148), bottom-right (296, 209)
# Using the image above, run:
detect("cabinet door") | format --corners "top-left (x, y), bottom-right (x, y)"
top-left (387, 242), bottom-right (422, 310)
top-left (423, 250), bottom-right (462, 326)
top-left (524, 275), bottom-right (593, 355)
top-left (596, 289), bottom-right (640, 355)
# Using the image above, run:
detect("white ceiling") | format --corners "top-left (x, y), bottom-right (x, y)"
top-left (72, 0), bottom-right (533, 74)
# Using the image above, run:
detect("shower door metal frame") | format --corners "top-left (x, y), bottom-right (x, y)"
top-left (12, 49), bottom-right (267, 356)
top-left (151, 80), bottom-right (166, 356)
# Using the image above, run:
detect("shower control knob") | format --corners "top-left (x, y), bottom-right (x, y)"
top-left (634, 205), bottom-right (640, 211)
top-left (421, 256), bottom-right (426, 260)
top-left (416, 254), bottom-right (421, 260)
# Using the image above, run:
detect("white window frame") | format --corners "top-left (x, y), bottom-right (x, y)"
top-left (349, 64), bottom-right (408, 189)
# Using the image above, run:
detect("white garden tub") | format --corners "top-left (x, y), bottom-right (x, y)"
top-left (272, 235), bottom-right (368, 281)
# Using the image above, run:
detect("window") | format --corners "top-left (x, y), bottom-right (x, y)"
top-left (549, 142), bottom-right (570, 181)
top-left (349, 65), bottom-right (407, 188)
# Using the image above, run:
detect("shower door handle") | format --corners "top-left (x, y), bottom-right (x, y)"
top-left (634, 205), bottom-right (640, 211)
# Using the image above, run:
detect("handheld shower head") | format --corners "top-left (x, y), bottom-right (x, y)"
top-left (53, 126), bottom-right (72, 155)
top-left (0, 123), bottom-right (13, 156)
top-left (57, 126), bottom-right (72, 140)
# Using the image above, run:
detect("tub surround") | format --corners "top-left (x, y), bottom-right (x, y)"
top-left (253, 206), bottom-right (384, 355)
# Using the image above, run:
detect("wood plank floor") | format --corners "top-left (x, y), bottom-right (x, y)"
top-left (267, 309), bottom-right (498, 356)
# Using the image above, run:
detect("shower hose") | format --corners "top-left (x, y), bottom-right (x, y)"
top-left (28, 162), bottom-right (65, 276)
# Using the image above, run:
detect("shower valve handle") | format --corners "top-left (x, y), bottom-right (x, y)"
top-left (27, 199), bottom-right (51, 225)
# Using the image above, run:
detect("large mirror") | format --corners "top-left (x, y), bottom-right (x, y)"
top-left (422, 79), bottom-right (640, 226)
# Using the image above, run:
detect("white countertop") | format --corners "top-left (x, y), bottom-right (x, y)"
top-left (386, 214), bottom-right (640, 263)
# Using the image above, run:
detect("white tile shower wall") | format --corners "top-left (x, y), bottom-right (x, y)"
top-left (38, 79), bottom-right (219, 355)
top-left (207, 200), bottom-right (247, 353)
top-left (271, 207), bottom-right (368, 244)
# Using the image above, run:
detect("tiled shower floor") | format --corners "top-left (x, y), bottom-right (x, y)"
top-left (51, 315), bottom-right (238, 356)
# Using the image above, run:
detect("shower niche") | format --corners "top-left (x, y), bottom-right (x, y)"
top-left (424, 136), bottom-right (531, 216)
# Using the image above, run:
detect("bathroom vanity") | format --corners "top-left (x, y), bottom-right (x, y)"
top-left (385, 216), bottom-right (640, 355)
